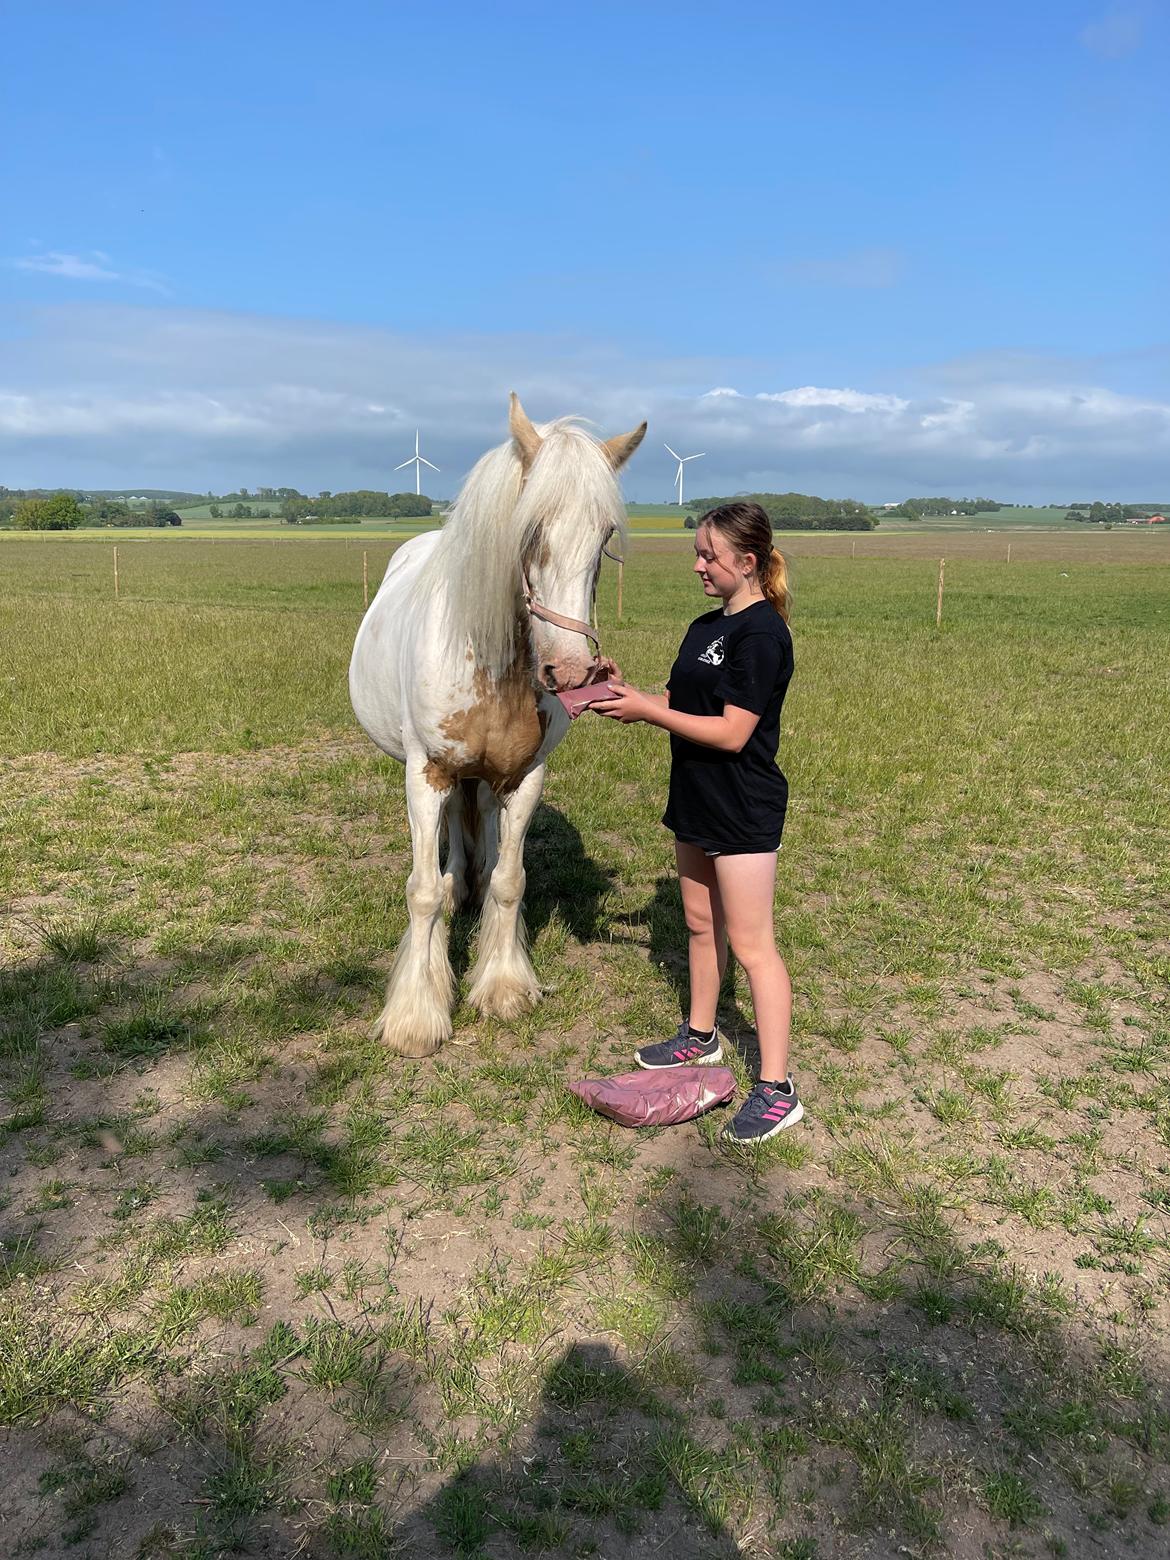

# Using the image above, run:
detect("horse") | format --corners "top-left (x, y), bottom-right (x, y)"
top-left (349, 393), bottom-right (646, 1056)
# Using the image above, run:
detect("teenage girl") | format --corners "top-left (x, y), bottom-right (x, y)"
top-left (592, 502), bottom-right (802, 1143)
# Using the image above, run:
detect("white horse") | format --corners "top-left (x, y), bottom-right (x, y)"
top-left (349, 394), bottom-right (645, 1056)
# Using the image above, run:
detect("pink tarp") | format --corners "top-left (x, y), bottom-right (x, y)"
top-left (568, 1067), bottom-right (736, 1127)
top-left (556, 679), bottom-right (621, 718)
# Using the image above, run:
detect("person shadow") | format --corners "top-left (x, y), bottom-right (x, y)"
top-left (403, 1341), bottom-right (744, 1558)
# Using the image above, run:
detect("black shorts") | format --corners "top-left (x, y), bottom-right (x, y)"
top-left (672, 833), bottom-right (782, 858)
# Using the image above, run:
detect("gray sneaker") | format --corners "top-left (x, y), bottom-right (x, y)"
top-left (722, 1076), bottom-right (803, 1144)
top-left (635, 1021), bottom-right (724, 1070)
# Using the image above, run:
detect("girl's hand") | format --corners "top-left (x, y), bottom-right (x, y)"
top-left (591, 682), bottom-right (650, 724)
top-left (592, 656), bottom-right (622, 683)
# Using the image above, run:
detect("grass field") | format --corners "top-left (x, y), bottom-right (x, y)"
top-left (878, 507), bottom-right (1167, 533)
top-left (2, 531), bottom-right (1169, 1557)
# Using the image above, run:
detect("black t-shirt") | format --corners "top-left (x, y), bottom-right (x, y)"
top-left (661, 599), bottom-right (793, 852)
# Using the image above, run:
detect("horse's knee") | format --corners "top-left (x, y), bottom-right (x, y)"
top-left (407, 872), bottom-right (444, 920)
top-left (489, 865), bottom-right (525, 908)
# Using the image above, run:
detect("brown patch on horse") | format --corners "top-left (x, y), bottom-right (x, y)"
top-left (428, 630), bottom-right (549, 794)
top-left (423, 758), bottom-right (454, 793)
top-left (530, 536), bottom-right (552, 570)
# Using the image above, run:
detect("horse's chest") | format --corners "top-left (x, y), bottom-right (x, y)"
top-left (430, 675), bottom-right (547, 793)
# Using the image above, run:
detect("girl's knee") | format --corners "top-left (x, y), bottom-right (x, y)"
top-left (730, 939), bottom-right (783, 973)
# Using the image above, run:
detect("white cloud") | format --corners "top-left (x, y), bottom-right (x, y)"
top-left (1080, 6), bottom-right (1144, 58)
top-left (755, 386), bottom-right (910, 415)
top-left (14, 251), bottom-right (120, 282)
top-left (10, 250), bottom-right (169, 294)
top-left (1, 302), bottom-right (1167, 502)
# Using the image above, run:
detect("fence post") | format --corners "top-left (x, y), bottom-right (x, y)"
top-left (113, 546), bottom-right (120, 600)
top-left (617, 559), bottom-right (624, 620)
top-left (851, 539), bottom-right (856, 558)
top-left (935, 557), bottom-right (945, 628)
top-left (1006, 542), bottom-right (1012, 563)
top-left (363, 550), bottom-right (369, 610)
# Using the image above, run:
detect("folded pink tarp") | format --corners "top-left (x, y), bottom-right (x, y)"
top-left (569, 1067), bottom-right (736, 1127)
top-left (556, 679), bottom-right (620, 718)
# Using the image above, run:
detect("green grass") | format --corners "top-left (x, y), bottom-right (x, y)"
top-left (0, 529), bottom-right (1168, 1554)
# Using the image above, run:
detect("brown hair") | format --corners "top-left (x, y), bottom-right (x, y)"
top-left (698, 502), bottom-right (791, 622)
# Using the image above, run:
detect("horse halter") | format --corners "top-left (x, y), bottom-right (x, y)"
top-left (521, 541), bottom-right (624, 661)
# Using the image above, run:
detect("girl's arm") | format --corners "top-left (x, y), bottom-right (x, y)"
top-left (593, 686), bottom-right (757, 753)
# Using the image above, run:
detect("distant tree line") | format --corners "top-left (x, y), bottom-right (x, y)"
top-left (0, 487), bottom-right (187, 529)
top-left (2, 482), bottom-right (437, 529)
top-left (2, 492), bottom-right (87, 529)
top-left (84, 501), bottom-right (182, 527)
top-left (685, 492), bottom-right (875, 531)
top-left (1065, 502), bottom-right (1162, 524)
top-left (220, 487), bottom-right (303, 501)
top-left (281, 491), bottom-right (433, 522)
top-left (900, 497), bottom-right (1005, 517)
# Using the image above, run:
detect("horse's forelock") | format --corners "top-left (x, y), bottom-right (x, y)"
top-left (424, 419), bottom-right (626, 677)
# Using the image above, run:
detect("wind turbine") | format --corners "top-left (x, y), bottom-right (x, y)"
top-left (664, 443), bottom-right (705, 506)
top-left (395, 429), bottom-right (440, 496)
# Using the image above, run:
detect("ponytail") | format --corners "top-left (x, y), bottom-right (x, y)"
top-left (763, 547), bottom-right (791, 622)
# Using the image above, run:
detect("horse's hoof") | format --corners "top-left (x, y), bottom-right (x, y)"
top-left (371, 1007), bottom-right (449, 1058)
top-left (467, 974), bottom-right (541, 1023)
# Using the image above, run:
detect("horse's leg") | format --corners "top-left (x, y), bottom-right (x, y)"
top-left (373, 758), bottom-right (454, 1057)
top-left (467, 763), bottom-right (543, 1021)
top-left (469, 780), bottom-right (498, 908)
top-left (441, 782), bottom-right (469, 915)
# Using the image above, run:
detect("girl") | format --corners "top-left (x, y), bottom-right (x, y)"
top-left (593, 502), bottom-right (801, 1144)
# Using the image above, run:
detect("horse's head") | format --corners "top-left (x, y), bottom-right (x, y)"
top-left (510, 393), bottom-right (646, 692)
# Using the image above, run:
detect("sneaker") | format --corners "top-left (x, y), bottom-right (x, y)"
top-left (722, 1076), bottom-right (804, 1144)
top-left (634, 1021), bottom-right (724, 1070)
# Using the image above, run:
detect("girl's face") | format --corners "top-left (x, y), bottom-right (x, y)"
top-left (694, 524), bottom-right (753, 599)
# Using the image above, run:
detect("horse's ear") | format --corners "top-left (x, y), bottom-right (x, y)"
top-left (509, 392), bottom-right (542, 471)
top-left (603, 421), bottom-right (648, 470)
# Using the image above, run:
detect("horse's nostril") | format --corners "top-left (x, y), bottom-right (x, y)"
top-left (542, 664), bottom-right (558, 692)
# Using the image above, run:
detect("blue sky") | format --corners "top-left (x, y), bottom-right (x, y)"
top-left (3, 0), bottom-right (1167, 501)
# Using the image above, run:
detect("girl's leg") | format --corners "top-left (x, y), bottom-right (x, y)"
top-left (675, 841), bottom-right (728, 1031)
top-left (713, 851), bottom-right (791, 1081)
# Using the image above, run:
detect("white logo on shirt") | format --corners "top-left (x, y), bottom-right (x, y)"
top-left (698, 636), bottom-right (725, 666)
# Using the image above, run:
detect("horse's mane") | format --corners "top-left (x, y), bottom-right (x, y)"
top-left (420, 418), bottom-right (628, 679)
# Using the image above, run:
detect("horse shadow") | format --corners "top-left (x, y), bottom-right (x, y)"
top-left (403, 1341), bottom-right (744, 1558)
top-left (447, 803), bottom-right (614, 979)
